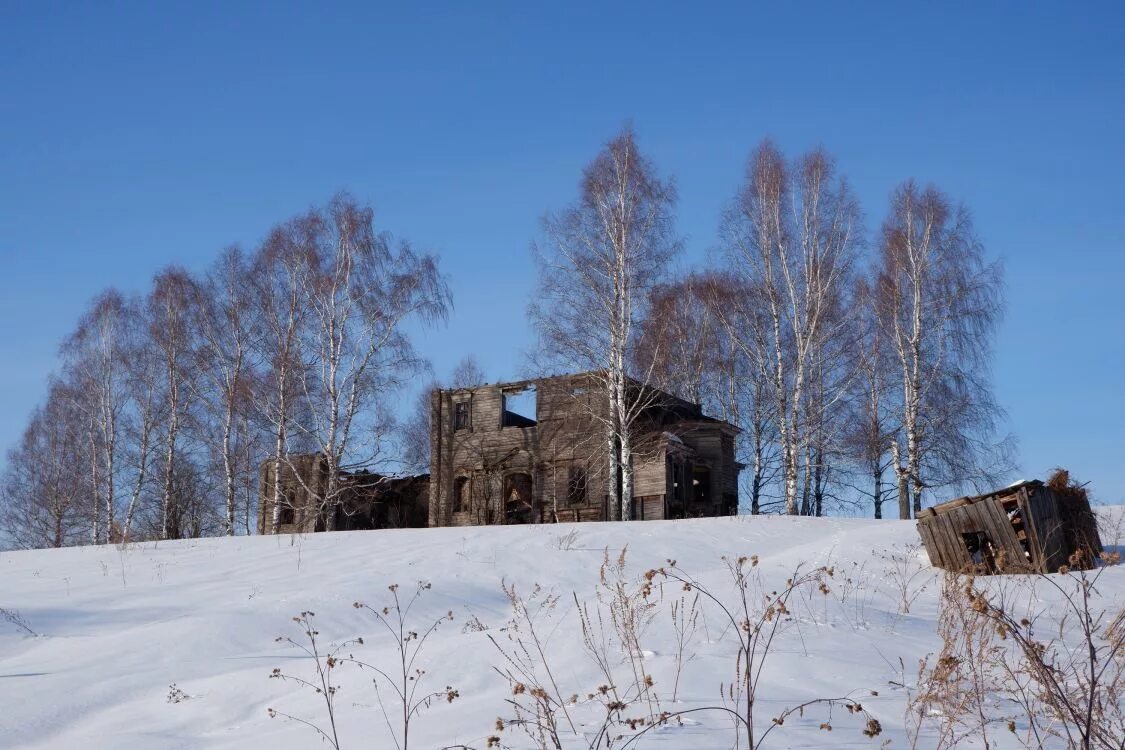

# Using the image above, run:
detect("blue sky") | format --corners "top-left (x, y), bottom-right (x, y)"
top-left (1, 2), bottom-right (1123, 504)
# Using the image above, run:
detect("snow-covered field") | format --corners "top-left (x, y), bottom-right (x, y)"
top-left (1, 513), bottom-right (1121, 749)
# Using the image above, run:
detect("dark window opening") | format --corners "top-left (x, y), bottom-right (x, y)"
top-left (454, 402), bottom-right (471, 431)
top-left (567, 466), bottom-right (587, 505)
top-left (502, 387), bottom-right (537, 428)
top-left (278, 488), bottom-right (297, 525)
top-left (504, 473), bottom-right (534, 524)
top-left (722, 492), bottom-right (738, 515)
top-left (692, 466), bottom-right (711, 505)
top-left (671, 460), bottom-right (685, 504)
top-left (962, 531), bottom-right (998, 572)
top-left (453, 477), bottom-right (471, 513)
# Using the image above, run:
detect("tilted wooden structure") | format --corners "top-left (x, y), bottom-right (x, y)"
top-left (916, 479), bottom-right (1102, 574)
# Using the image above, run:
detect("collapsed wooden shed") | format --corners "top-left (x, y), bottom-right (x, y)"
top-left (917, 478), bottom-right (1102, 574)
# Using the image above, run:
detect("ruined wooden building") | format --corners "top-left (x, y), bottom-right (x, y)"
top-left (428, 372), bottom-right (742, 527)
top-left (916, 477), bottom-right (1103, 574)
top-left (258, 453), bottom-right (429, 534)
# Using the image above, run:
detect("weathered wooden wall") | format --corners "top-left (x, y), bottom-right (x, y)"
top-left (429, 374), bottom-right (742, 528)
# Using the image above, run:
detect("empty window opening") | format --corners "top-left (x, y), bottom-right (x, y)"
top-left (504, 473), bottom-right (534, 524)
top-left (278, 505), bottom-right (295, 526)
top-left (278, 488), bottom-right (297, 525)
top-left (692, 466), bottom-right (711, 505)
top-left (962, 531), bottom-right (998, 572)
top-left (721, 433), bottom-right (734, 457)
top-left (502, 387), bottom-right (537, 428)
top-left (453, 477), bottom-right (471, 513)
top-left (671, 461), bottom-right (686, 504)
top-left (722, 492), bottom-right (738, 515)
top-left (454, 401), bottom-right (471, 431)
top-left (567, 466), bottom-right (587, 505)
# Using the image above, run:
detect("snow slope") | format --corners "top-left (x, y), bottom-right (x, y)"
top-left (0, 513), bottom-right (1120, 749)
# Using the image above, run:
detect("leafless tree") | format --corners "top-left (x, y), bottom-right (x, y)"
top-left (634, 272), bottom-right (783, 515)
top-left (251, 215), bottom-right (316, 532)
top-left (720, 142), bottom-right (860, 515)
top-left (799, 266), bottom-right (861, 517)
top-left (148, 267), bottom-right (199, 540)
top-left (634, 274), bottom-right (723, 408)
top-left (875, 181), bottom-right (1009, 517)
top-left (118, 296), bottom-right (162, 542)
top-left (696, 274), bottom-right (782, 515)
top-left (844, 278), bottom-right (897, 518)
top-left (1, 381), bottom-right (91, 548)
top-left (289, 194), bottom-right (450, 529)
top-left (531, 125), bottom-right (680, 521)
top-left (59, 290), bottom-right (130, 543)
top-left (190, 247), bottom-right (259, 535)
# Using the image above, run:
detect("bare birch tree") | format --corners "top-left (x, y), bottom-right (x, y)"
top-left (531, 126), bottom-right (680, 521)
top-left (148, 268), bottom-right (198, 540)
top-left (1, 382), bottom-right (91, 548)
top-left (799, 261), bottom-right (861, 517)
top-left (59, 290), bottom-right (131, 543)
top-left (845, 278), bottom-right (897, 519)
top-left (118, 300), bottom-right (161, 543)
top-left (251, 216), bottom-right (316, 532)
top-left (289, 194), bottom-right (450, 529)
top-left (699, 273), bottom-right (782, 515)
top-left (876, 181), bottom-right (1007, 517)
top-left (190, 247), bottom-right (259, 535)
top-left (720, 142), bottom-right (860, 515)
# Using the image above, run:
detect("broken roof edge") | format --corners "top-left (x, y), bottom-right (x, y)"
top-left (921, 479), bottom-right (1045, 517)
top-left (436, 371), bottom-right (741, 432)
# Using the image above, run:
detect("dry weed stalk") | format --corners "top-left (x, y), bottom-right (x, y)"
top-left (594, 548), bottom-right (661, 720)
top-left (878, 542), bottom-right (934, 618)
top-left (268, 610), bottom-right (354, 750)
top-left (488, 581), bottom-right (581, 749)
top-left (268, 582), bottom-right (458, 750)
top-left (348, 581), bottom-right (459, 750)
top-left (635, 555), bottom-right (882, 749)
top-left (668, 590), bottom-right (700, 702)
top-left (915, 551), bottom-right (1125, 749)
top-left (0, 606), bottom-right (37, 637)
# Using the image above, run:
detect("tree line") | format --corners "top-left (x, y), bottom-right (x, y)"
top-left (530, 127), bottom-right (1012, 523)
top-left (1, 127), bottom-right (1012, 548)
top-left (2, 196), bottom-right (450, 547)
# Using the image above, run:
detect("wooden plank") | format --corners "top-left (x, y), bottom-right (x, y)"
top-left (1017, 488), bottom-right (1047, 573)
top-left (916, 520), bottom-right (944, 567)
top-left (934, 514), bottom-right (967, 570)
top-left (977, 500), bottom-right (1027, 572)
top-left (1034, 488), bottom-right (1067, 571)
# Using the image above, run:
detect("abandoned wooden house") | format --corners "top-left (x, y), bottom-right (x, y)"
top-left (428, 372), bottom-right (742, 527)
top-left (258, 453), bottom-right (429, 534)
top-left (916, 477), bottom-right (1102, 574)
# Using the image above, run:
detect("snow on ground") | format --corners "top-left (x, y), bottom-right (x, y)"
top-left (0, 512), bottom-right (1121, 749)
